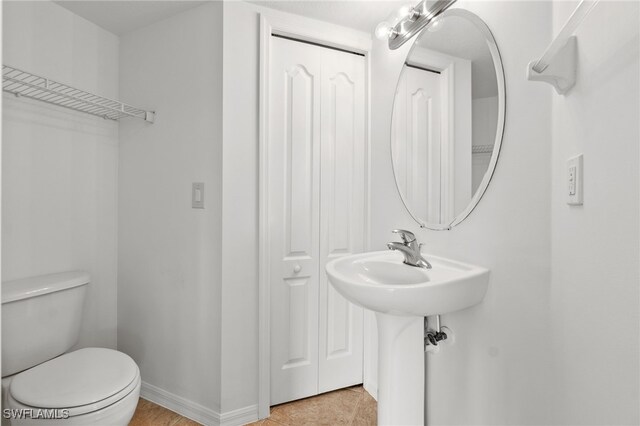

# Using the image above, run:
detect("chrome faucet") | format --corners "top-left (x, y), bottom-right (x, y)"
top-left (387, 229), bottom-right (432, 269)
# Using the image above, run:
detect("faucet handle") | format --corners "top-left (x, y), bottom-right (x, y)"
top-left (392, 229), bottom-right (416, 243)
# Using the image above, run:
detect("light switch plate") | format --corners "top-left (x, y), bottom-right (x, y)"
top-left (566, 154), bottom-right (583, 205)
top-left (192, 182), bottom-right (204, 209)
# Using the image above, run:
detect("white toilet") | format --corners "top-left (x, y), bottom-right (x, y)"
top-left (1, 271), bottom-right (141, 425)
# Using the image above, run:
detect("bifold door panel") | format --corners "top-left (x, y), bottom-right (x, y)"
top-left (269, 36), bottom-right (365, 405)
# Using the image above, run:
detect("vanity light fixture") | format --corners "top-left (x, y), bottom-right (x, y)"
top-left (375, 3), bottom-right (417, 41)
top-left (377, 0), bottom-right (457, 50)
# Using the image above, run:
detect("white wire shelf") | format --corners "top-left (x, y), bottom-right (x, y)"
top-left (2, 65), bottom-right (155, 123)
top-left (472, 144), bottom-right (494, 155)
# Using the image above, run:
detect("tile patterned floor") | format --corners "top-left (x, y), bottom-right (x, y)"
top-left (129, 398), bottom-right (202, 426)
top-left (247, 386), bottom-right (377, 426)
top-left (129, 385), bottom-right (376, 426)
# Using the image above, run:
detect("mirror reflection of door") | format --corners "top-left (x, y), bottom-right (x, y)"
top-left (392, 47), bottom-right (472, 225)
top-left (393, 66), bottom-right (441, 223)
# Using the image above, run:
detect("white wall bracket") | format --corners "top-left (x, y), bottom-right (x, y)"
top-left (527, 0), bottom-right (599, 95)
top-left (527, 36), bottom-right (577, 95)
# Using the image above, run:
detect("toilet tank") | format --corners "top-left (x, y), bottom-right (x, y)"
top-left (1, 271), bottom-right (89, 377)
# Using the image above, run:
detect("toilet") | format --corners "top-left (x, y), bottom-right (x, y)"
top-left (1, 271), bottom-right (141, 425)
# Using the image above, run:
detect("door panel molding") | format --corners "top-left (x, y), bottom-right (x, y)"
top-left (284, 64), bottom-right (315, 258)
top-left (283, 277), bottom-right (312, 367)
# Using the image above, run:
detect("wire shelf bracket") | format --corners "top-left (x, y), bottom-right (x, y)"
top-left (527, 0), bottom-right (598, 95)
top-left (3, 64), bottom-right (155, 123)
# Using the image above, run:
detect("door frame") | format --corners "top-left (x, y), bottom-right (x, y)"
top-left (258, 12), bottom-right (372, 419)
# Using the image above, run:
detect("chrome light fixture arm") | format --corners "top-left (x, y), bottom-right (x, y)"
top-left (387, 0), bottom-right (457, 50)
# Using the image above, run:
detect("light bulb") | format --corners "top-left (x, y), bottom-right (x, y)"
top-left (376, 2), bottom-right (419, 41)
top-left (375, 22), bottom-right (393, 40)
top-left (395, 4), bottom-right (413, 21)
top-left (427, 17), bottom-right (442, 32)
top-left (395, 3), bottom-right (420, 23)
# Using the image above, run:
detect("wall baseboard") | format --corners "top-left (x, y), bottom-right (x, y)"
top-left (219, 404), bottom-right (259, 426)
top-left (140, 382), bottom-right (219, 425)
top-left (140, 381), bottom-right (258, 426)
top-left (363, 380), bottom-right (378, 402)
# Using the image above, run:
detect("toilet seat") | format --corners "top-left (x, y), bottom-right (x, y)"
top-left (9, 347), bottom-right (140, 417)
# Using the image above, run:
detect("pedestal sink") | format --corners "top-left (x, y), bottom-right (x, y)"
top-left (326, 251), bottom-right (489, 425)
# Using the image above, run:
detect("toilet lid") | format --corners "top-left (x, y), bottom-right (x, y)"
top-left (10, 348), bottom-right (139, 412)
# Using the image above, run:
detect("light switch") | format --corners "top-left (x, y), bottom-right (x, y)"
top-left (566, 155), bottom-right (583, 205)
top-left (192, 182), bottom-right (204, 209)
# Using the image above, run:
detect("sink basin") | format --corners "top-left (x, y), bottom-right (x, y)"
top-left (326, 250), bottom-right (489, 425)
top-left (326, 250), bottom-right (490, 317)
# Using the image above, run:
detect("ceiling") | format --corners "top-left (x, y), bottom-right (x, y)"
top-left (53, 1), bottom-right (497, 97)
top-left (55, 0), bottom-right (402, 36)
top-left (247, 1), bottom-right (405, 33)
top-left (54, 1), bottom-right (206, 36)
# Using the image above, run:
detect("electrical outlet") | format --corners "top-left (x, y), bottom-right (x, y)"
top-left (566, 155), bottom-right (583, 205)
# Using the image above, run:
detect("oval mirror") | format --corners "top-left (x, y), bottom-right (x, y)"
top-left (391, 9), bottom-right (505, 230)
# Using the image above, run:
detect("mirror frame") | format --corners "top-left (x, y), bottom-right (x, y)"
top-left (390, 8), bottom-right (506, 230)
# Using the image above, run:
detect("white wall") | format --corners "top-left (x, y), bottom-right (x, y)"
top-left (472, 96), bottom-right (498, 150)
top-left (2, 1), bottom-right (119, 349)
top-left (118, 2), bottom-right (223, 414)
top-left (472, 96), bottom-right (498, 192)
top-left (549, 1), bottom-right (639, 424)
top-left (371, 2), bottom-right (555, 424)
top-left (220, 1), bottom-right (261, 414)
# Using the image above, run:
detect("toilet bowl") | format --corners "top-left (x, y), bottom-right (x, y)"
top-left (3, 348), bottom-right (141, 425)
top-left (1, 272), bottom-right (141, 425)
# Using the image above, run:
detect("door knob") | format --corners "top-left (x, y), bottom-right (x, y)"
top-left (293, 264), bottom-right (302, 273)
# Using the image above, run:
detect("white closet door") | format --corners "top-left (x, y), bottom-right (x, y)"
top-left (269, 37), bottom-right (322, 406)
top-left (318, 47), bottom-right (365, 393)
top-left (406, 67), bottom-right (442, 224)
top-left (269, 36), bottom-right (366, 405)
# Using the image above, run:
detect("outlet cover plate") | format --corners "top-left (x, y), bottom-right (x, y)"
top-left (567, 154), bottom-right (583, 206)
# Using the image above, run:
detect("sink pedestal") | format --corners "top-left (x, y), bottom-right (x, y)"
top-left (326, 251), bottom-right (490, 425)
top-left (376, 313), bottom-right (424, 426)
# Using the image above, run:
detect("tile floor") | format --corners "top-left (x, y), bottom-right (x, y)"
top-left (129, 385), bottom-right (376, 426)
top-left (247, 386), bottom-right (377, 426)
top-left (129, 398), bottom-right (201, 426)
